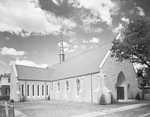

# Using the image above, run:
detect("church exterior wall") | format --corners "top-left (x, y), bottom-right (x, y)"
top-left (101, 56), bottom-right (138, 101)
top-left (19, 80), bottom-right (51, 101)
top-left (50, 73), bottom-right (100, 103)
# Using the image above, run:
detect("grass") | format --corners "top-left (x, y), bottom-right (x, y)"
top-left (11, 100), bottom-right (142, 117)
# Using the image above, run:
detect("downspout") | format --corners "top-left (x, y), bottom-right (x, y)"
top-left (91, 74), bottom-right (93, 103)
top-left (45, 81), bottom-right (46, 100)
top-left (25, 80), bottom-right (27, 101)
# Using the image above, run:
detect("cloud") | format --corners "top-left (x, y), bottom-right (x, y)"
top-left (52, 0), bottom-right (61, 6)
top-left (83, 37), bottom-right (99, 43)
top-left (73, 45), bottom-right (78, 49)
top-left (0, 0), bottom-right (76, 36)
top-left (121, 17), bottom-right (129, 23)
top-left (136, 7), bottom-right (145, 16)
top-left (58, 41), bottom-right (70, 47)
top-left (82, 24), bottom-right (103, 33)
top-left (15, 59), bottom-right (48, 68)
top-left (0, 47), bottom-right (26, 56)
top-left (89, 37), bottom-right (99, 43)
top-left (112, 23), bottom-right (124, 33)
top-left (70, 0), bottom-right (120, 26)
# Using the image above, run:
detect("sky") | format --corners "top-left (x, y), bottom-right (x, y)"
top-left (0, 0), bottom-right (150, 74)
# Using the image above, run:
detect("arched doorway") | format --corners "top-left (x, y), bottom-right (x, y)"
top-left (116, 71), bottom-right (127, 100)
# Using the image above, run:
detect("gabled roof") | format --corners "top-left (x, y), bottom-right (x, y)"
top-left (49, 43), bottom-right (111, 80)
top-left (16, 65), bottom-right (54, 81)
top-left (0, 73), bottom-right (10, 78)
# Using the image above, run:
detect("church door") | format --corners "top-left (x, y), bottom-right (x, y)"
top-left (117, 87), bottom-right (124, 99)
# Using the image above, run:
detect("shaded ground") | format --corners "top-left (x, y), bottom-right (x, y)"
top-left (11, 100), bottom-right (148, 117)
top-left (99, 104), bottom-right (150, 117)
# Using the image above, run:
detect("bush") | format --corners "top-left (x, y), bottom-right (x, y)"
top-left (47, 95), bottom-right (50, 100)
top-left (0, 95), bottom-right (10, 101)
top-left (99, 93), bottom-right (106, 105)
top-left (20, 96), bottom-right (26, 102)
top-left (135, 92), bottom-right (141, 100)
top-left (10, 99), bottom-right (14, 103)
top-left (111, 93), bottom-right (115, 103)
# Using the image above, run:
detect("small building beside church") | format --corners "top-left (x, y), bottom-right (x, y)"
top-left (0, 73), bottom-right (10, 96)
top-left (10, 42), bottom-right (139, 104)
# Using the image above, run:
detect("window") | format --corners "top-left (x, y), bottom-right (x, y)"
top-left (27, 85), bottom-right (29, 96)
top-left (5, 88), bottom-right (7, 95)
top-left (32, 85), bottom-right (34, 96)
top-left (77, 79), bottom-right (80, 96)
top-left (47, 85), bottom-right (48, 95)
top-left (22, 84), bottom-right (24, 96)
top-left (66, 81), bottom-right (69, 92)
top-left (58, 82), bottom-right (60, 91)
top-left (37, 85), bottom-right (39, 96)
top-left (42, 85), bottom-right (44, 96)
top-left (8, 78), bottom-right (10, 83)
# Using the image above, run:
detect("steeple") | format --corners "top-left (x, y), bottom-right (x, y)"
top-left (59, 31), bottom-right (65, 63)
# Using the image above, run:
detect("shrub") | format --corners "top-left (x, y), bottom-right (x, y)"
top-left (111, 93), bottom-right (115, 103)
top-left (47, 95), bottom-right (50, 100)
top-left (10, 99), bottom-right (14, 103)
top-left (99, 93), bottom-right (106, 105)
top-left (0, 95), bottom-right (10, 101)
top-left (21, 96), bottom-right (26, 102)
top-left (135, 92), bottom-right (141, 100)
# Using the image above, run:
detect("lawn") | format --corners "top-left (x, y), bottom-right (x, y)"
top-left (11, 100), bottom-right (142, 117)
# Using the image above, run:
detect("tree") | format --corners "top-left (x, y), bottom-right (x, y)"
top-left (111, 19), bottom-right (150, 100)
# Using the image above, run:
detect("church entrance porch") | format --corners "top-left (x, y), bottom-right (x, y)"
top-left (117, 87), bottom-right (124, 99)
top-left (116, 71), bottom-right (127, 100)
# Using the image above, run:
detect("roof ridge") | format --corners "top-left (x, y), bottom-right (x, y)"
top-left (16, 64), bottom-right (51, 70)
top-left (50, 42), bottom-right (111, 67)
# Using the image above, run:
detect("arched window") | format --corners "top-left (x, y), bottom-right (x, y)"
top-left (66, 81), bottom-right (69, 92)
top-left (77, 79), bottom-right (80, 95)
top-left (58, 82), bottom-right (60, 91)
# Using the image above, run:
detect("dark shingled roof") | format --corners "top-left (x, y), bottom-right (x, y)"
top-left (50, 43), bottom-right (111, 80)
top-left (16, 65), bottom-right (55, 81)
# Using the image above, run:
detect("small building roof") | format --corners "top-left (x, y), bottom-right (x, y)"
top-left (16, 65), bottom-right (55, 81)
top-left (50, 43), bottom-right (111, 80)
top-left (0, 73), bottom-right (10, 78)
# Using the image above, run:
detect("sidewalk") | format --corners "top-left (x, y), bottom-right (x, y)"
top-left (15, 109), bottom-right (30, 117)
top-left (70, 103), bottom-right (149, 117)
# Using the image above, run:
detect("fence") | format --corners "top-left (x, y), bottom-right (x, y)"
top-left (0, 102), bottom-right (14, 117)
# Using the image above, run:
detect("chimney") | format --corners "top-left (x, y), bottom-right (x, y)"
top-left (59, 32), bottom-right (65, 63)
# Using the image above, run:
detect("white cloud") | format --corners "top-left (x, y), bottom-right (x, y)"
top-left (73, 45), bottom-right (78, 49)
top-left (15, 59), bottom-right (48, 68)
top-left (89, 37), bottom-right (99, 43)
top-left (0, 47), bottom-right (25, 56)
top-left (136, 7), bottom-right (145, 16)
top-left (58, 41), bottom-right (70, 47)
top-left (0, 0), bottom-right (76, 36)
top-left (133, 63), bottom-right (147, 72)
top-left (70, 0), bottom-right (120, 26)
top-left (82, 24), bottom-right (103, 33)
top-left (52, 0), bottom-right (61, 6)
top-left (113, 23), bottom-right (124, 33)
top-left (121, 17), bottom-right (129, 23)
top-left (83, 37), bottom-right (99, 44)
top-left (83, 40), bottom-right (89, 43)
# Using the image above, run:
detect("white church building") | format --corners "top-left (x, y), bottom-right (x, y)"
top-left (10, 37), bottom-right (139, 104)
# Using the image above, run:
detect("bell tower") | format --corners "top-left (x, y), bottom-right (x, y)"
top-left (59, 31), bottom-right (65, 63)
